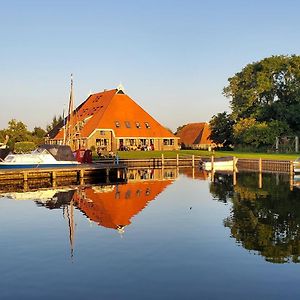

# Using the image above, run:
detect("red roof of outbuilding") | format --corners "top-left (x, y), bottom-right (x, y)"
top-left (175, 122), bottom-right (213, 145)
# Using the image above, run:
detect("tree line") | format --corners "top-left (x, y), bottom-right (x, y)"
top-left (0, 115), bottom-right (63, 151)
top-left (209, 55), bottom-right (300, 151)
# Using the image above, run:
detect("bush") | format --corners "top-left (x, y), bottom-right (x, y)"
top-left (14, 142), bottom-right (36, 153)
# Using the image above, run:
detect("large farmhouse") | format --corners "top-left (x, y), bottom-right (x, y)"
top-left (47, 86), bottom-right (179, 152)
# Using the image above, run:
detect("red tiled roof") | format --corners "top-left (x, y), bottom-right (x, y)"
top-left (175, 122), bottom-right (213, 145)
top-left (54, 89), bottom-right (176, 139)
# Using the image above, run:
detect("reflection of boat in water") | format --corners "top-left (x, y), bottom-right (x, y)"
top-left (294, 158), bottom-right (300, 173)
top-left (0, 145), bottom-right (80, 169)
top-left (1, 188), bottom-right (77, 211)
top-left (200, 156), bottom-right (237, 171)
top-left (294, 174), bottom-right (300, 189)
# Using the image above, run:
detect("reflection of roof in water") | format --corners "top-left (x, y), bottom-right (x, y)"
top-left (74, 180), bottom-right (174, 230)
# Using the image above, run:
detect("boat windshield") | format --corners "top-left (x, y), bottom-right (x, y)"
top-left (32, 148), bottom-right (48, 155)
top-left (4, 155), bottom-right (15, 162)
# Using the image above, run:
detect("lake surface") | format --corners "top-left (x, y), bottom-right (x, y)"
top-left (0, 168), bottom-right (300, 299)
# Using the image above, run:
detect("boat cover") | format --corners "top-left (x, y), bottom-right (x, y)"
top-left (38, 144), bottom-right (77, 161)
top-left (0, 148), bottom-right (10, 160)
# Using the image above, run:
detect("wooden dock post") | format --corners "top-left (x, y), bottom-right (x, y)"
top-left (23, 172), bottom-right (28, 182)
top-left (258, 158), bottom-right (263, 189)
top-left (211, 155), bottom-right (214, 172)
top-left (192, 155), bottom-right (195, 168)
top-left (290, 161), bottom-right (294, 191)
top-left (51, 171), bottom-right (57, 187)
top-left (161, 154), bottom-right (164, 167)
top-left (176, 154), bottom-right (179, 167)
top-left (79, 169), bottom-right (85, 185)
top-left (233, 156), bottom-right (238, 172)
top-left (106, 168), bottom-right (110, 183)
top-left (258, 158), bottom-right (262, 173)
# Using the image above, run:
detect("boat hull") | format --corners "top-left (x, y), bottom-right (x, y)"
top-left (200, 156), bottom-right (237, 171)
top-left (202, 161), bottom-right (235, 171)
top-left (0, 163), bottom-right (79, 170)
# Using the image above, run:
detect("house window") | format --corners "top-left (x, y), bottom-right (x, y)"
top-left (115, 121), bottom-right (120, 128)
top-left (136, 122), bottom-right (141, 128)
top-left (125, 121), bottom-right (131, 128)
top-left (145, 122), bottom-right (150, 128)
top-left (163, 139), bottom-right (174, 145)
top-left (96, 139), bottom-right (108, 146)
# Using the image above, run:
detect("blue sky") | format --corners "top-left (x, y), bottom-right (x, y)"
top-left (1, 0), bottom-right (300, 131)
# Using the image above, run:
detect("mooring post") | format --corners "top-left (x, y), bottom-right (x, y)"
top-left (106, 168), bottom-right (110, 183)
top-left (192, 155), bottom-right (195, 168)
top-left (258, 158), bottom-right (263, 189)
top-left (23, 172), bottom-right (28, 182)
top-left (211, 155), bottom-right (214, 172)
top-left (52, 171), bottom-right (57, 187)
top-left (80, 169), bottom-right (85, 178)
top-left (258, 158), bottom-right (262, 173)
top-left (79, 169), bottom-right (85, 185)
top-left (259, 172), bottom-right (263, 189)
top-left (161, 154), bottom-right (164, 167)
top-left (233, 170), bottom-right (237, 186)
top-left (233, 156), bottom-right (238, 172)
top-left (176, 154), bottom-right (179, 167)
top-left (290, 162), bottom-right (294, 191)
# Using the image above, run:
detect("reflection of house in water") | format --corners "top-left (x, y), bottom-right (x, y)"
top-left (74, 169), bottom-right (177, 232)
top-left (1, 168), bottom-right (177, 257)
top-left (126, 168), bottom-right (177, 182)
top-left (180, 168), bottom-right (209, 180)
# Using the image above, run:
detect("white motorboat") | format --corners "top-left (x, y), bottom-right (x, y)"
top-left (200, 156), bottom-right (237, 171)
top-left (0, 144), bottom-right (80, 169)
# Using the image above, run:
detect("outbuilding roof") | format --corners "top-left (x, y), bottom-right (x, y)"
top-left (175, 122), bottom-right (213, 145)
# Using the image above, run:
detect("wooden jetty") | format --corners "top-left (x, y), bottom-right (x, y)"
top-left (0, 163), bottom-right (127, 191)
top-left (97, 154), bottom-right (201, 168)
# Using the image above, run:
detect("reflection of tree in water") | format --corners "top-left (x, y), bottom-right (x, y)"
top-left (209, 173), bottom-right (234, 203)
top-left (212, 172), bottom-right (300, 263)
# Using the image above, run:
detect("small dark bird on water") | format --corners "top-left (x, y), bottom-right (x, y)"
top-left (190, 207), bottom-right (192, 210)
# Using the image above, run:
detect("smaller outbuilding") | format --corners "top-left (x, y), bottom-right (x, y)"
top-left (175, 122), bottom-right (215, 150)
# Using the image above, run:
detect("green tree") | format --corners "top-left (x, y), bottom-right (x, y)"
top-left (209, 112), bottom-right (234, 147)
top-left (46, 115), bottom-right (63, 132)
top-left (32, 126), bottom-right (47, 145)
top-left (224, 55), bottom-right (300, 134)
top-left (4, 119), bottom-right (33, 148)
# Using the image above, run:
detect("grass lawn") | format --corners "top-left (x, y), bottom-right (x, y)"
top-left (94, 150), bottom-right (299, 160)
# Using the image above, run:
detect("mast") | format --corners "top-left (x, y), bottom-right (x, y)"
top-left (66, 74), bottom-right (74, 146)
top-left (63, 198), bottom-right (75, 260)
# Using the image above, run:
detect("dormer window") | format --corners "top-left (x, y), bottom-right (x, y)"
top-left (136, 122), bottom-right (141, 128)
top-left (125, 121), bottom-right (131, 128)
top-left (145, 122), bottom-right (150, 128)
top-left (115, 121), bottom-right (120, 128)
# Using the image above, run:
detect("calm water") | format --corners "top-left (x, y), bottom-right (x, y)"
top-left (0, 168), bottom-right (300, 299)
